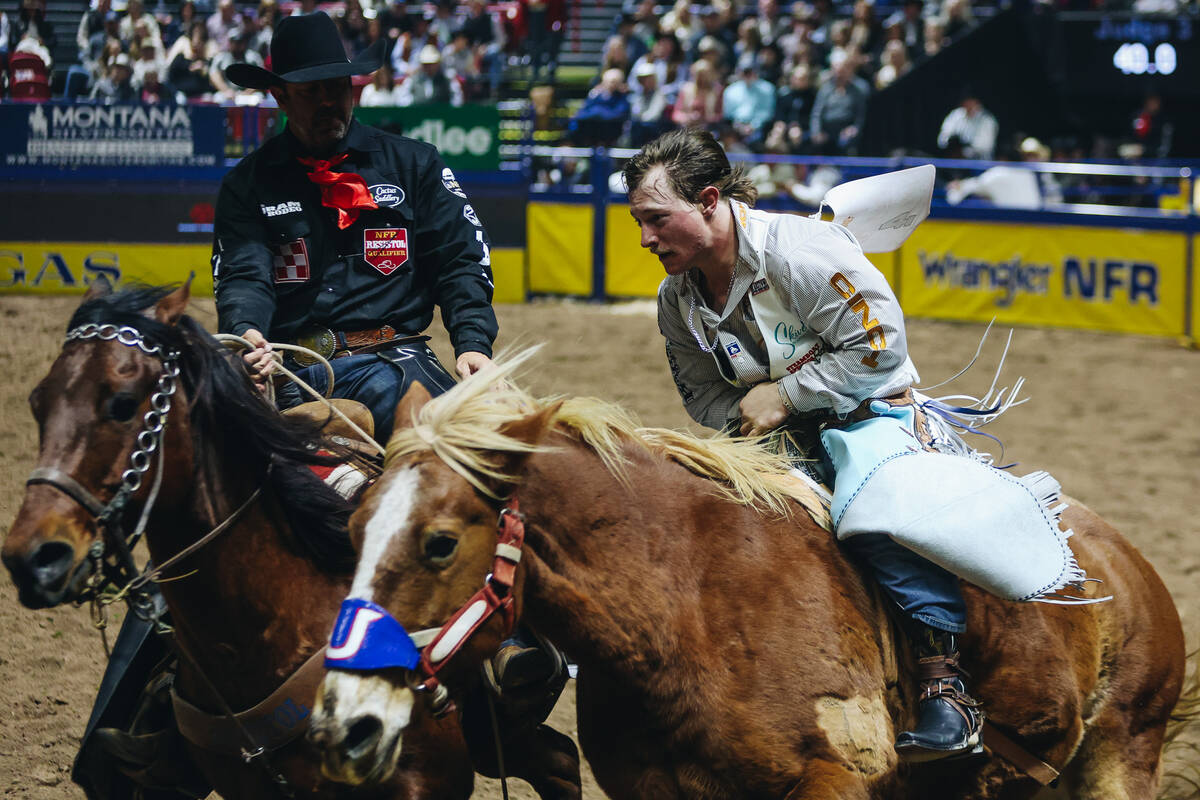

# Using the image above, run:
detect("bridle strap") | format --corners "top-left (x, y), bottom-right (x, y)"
top-left (414, 498), bottom-right (527, 693)
top-left (27, 467), bottom-right (108, 517)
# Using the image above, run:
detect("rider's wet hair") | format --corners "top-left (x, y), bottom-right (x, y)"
top-left (622, 127), bottom-right (757, 206)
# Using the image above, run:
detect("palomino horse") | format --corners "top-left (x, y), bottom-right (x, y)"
top-left (311, 354), bottom-right (1187, 799)
top-left (2, 283), bottom-right (579, 799)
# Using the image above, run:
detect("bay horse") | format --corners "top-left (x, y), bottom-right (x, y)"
top-left (310, 353), bottom-right (1188, 799)
top-left (1, 283), bottom-right (580, 799)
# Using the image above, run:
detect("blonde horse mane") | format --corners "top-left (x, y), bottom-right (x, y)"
top-left (385, 349), bottom-right (830, 528)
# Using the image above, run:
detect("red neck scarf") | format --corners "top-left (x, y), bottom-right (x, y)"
top-left (296, 153), bottom-right (378, 230)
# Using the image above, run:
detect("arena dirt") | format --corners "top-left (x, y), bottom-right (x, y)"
top-left (1, 295), bottom-right (1197, 799)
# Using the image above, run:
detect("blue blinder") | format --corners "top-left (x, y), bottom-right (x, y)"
top-left (325, 597), bottom-right (422, 671)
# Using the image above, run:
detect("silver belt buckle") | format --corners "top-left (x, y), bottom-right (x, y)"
top-left (294, 328), bottom-right (336, 366)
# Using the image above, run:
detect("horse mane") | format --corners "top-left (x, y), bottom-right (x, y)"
top-left (385, 349), bottom-right (830, 526)
top-left (69, 284), bottom-right (357, 571)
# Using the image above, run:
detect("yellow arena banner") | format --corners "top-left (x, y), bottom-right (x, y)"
top-left (902, 221), bottom-right (1188, 338)
top-left (526, 203), bottom-right (593, 296)
top-left (1, 242), bottom-right (214, 294)
top-left (605, 204), bottom-right (662, 297)
top-left (0, 242), bottom-right (527, 303)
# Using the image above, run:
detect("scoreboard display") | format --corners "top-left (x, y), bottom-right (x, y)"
top-left (1058, 13), bottom-right (1200, 97)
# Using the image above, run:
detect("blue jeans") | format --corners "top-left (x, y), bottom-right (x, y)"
top-left (840, 533), bottom-right (967, 633)
top-left (276, 343), bottom-right (457, 444)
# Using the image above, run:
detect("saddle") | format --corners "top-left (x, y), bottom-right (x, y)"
top-left (281, 398), bottom-right (375, 443)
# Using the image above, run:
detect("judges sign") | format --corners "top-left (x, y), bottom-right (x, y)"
top-left (0, 103), bottom-right (224, 170)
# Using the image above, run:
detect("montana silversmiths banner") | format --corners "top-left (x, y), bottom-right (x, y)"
top-left (0, 103), bottom-right (224, 169)
top-left (353, 104), bottom-right (499, 171)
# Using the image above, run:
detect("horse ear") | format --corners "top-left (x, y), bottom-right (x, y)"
top-left (81, 274), bottom-right (113, 304)
top-left (394, 380), bottom-right (434, 432)
top-left (153, 276), bottom-right (192, 326)
top-left (489, 402), bottom-right (562, 496)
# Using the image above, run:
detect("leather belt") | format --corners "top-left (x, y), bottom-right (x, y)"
top-left (292, 325), bottom-right (427, 366)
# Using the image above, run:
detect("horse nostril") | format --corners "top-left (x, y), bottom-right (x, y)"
top-left (28, 541), bottom-right (76, 587)
top-left (344, 715), bottom-right (383, 759)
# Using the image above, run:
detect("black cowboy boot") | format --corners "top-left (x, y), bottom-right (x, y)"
top-left (894, 625), bottom-right (984, 762)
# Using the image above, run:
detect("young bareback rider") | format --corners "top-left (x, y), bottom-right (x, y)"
top-left (75, 13), bottom-right (563, 797)
top-left (625, 128), bottom-right (984, 760)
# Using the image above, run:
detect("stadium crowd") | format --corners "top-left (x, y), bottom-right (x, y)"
top-left (0, 0), bottom-right (563, 103)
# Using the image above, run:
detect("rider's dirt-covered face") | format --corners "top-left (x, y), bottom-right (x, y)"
top-left (628, 166), bottom-right (714, 276)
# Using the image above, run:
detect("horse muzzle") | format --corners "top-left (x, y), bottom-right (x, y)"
top-left (309, 670), bottom-right (414, 786)
top-left (2, 536), bottom-right (92, 609)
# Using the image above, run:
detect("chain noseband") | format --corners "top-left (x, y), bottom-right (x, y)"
top-left (26, 323), bottom-right (181, 605)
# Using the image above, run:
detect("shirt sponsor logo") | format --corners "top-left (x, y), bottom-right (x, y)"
top-left (829, 272), bottom-right (886, 368)
top-left (785, 342), bottom-right (823, 374)
top-left (272, 239), bottom-right (310, 283)
top-left (369, 183), bottom-right (404, 208)
top-left (261, 201), bottom-right (303, 217)
top-left (725, 342), bottom-right (741, 357)
top-left (441, 167), bottom-right (466, 198)
top-left (363, 228), bottom-right (409, 275)
top-left (463, 204), bottom-right (481, 226)
top-left (750, 278), bottom-right (769, 295)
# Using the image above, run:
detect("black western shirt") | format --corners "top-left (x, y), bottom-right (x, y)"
top-left (211, 119), bottom-right (498, 358)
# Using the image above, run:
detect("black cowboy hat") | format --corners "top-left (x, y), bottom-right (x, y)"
top-left (226, 11), bottom-right (384, 90)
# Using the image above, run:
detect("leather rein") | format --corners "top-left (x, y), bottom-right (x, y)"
top-left (325, 496), bottom-right (528, 716)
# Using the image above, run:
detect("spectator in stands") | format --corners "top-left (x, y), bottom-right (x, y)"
top-left (77, 0), bottom-right (111, 61)
top-left (12, 22), bottom-right (51, 68)
top-left (627, 0), bottom-right (659, 59)
top-left (631, 32), bottom-right (684, 101)
top-left (723, 55), bottom-right (775, 149)
top-left (568, 67), bottom-right (630, 147)
top-left (131, 26), bottom-right (166, 87)
top-left (848, 0), bottom-right (881, 65)
top-left (441, 28), bottom-right (479, 95)
top-left (690, 5), bottom-right (734, 66)
top-left (937, 89), bottom-right (998, 159)
top-left (778, 4), bottom-right (822, 73)
top-left (398, 43), bottom-right (462, 105)
top-left (166, 20), bottom-right (214, 97)
top-left (209, 28), bottom-right (263, 100)
top-left (671, 57), bottom-right (724, 129)
top-left (941, 0), bottom-right (974, 41)
top-left (598, 34), bottom-right (633, 82)
top-left (207, 0), bottom-right (243, 50)
top-left (10, 0), bottom-right (54, 59)
top-left (459, 0), bottom-right (505, 98)
top-left (756, 42), bottom-right (782, 85)
top-left (332, 0), bottom-right (368, 56)
top-left (91, 51), bottom-right (136, 101)
top-left (521, 0), bottom-right (566, 84)
top-left (733, 17), bottom-right (763, 66)
top-left (610, 10), bottom-right (648, 65)
top-left (1131, 93), bottom-right (1173, 159)
top-left (874, 38), bottom-right (909, 89)
top-left (250, 0), bottom-right (278, 59)
top-left (120, 0), bottom-right (162, 51)
top-left (884, 0), bottom-right (924, 63)
top-left (138, 66), bottom-right (173, 102)
top-left (159, 0), bottom-right (197, 48)
top-left (629, 60), bottom-right (670, 146)
top-left (809, 51), bottom-right (869, 154)
top-left (755, 0), bottom-right (787, 47)
top-left (660, 0), bottom-right (701, 51)
top-left (770, 61), bottom-right (814, 152)
top-left (693, 33), bottom-right (729, 79)
top-left (427, 0), bottom-right (458, 48)
top-left (359, 60), bottom-right (403, 105)
top-left (0, 10), bottom-right (9, 73)
top-left (83, 9), bottom-right (120, 78)
top-left (922, 16), bottom-right (946, 59)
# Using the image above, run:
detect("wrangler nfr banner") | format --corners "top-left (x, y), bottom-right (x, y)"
top-left (899, 220), bottom-right (1188, 338)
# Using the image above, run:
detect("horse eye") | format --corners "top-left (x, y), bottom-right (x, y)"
top-left (107, 393), bottom-right (140, 422)
top-left (421, 530), bottom-right (459, 566)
